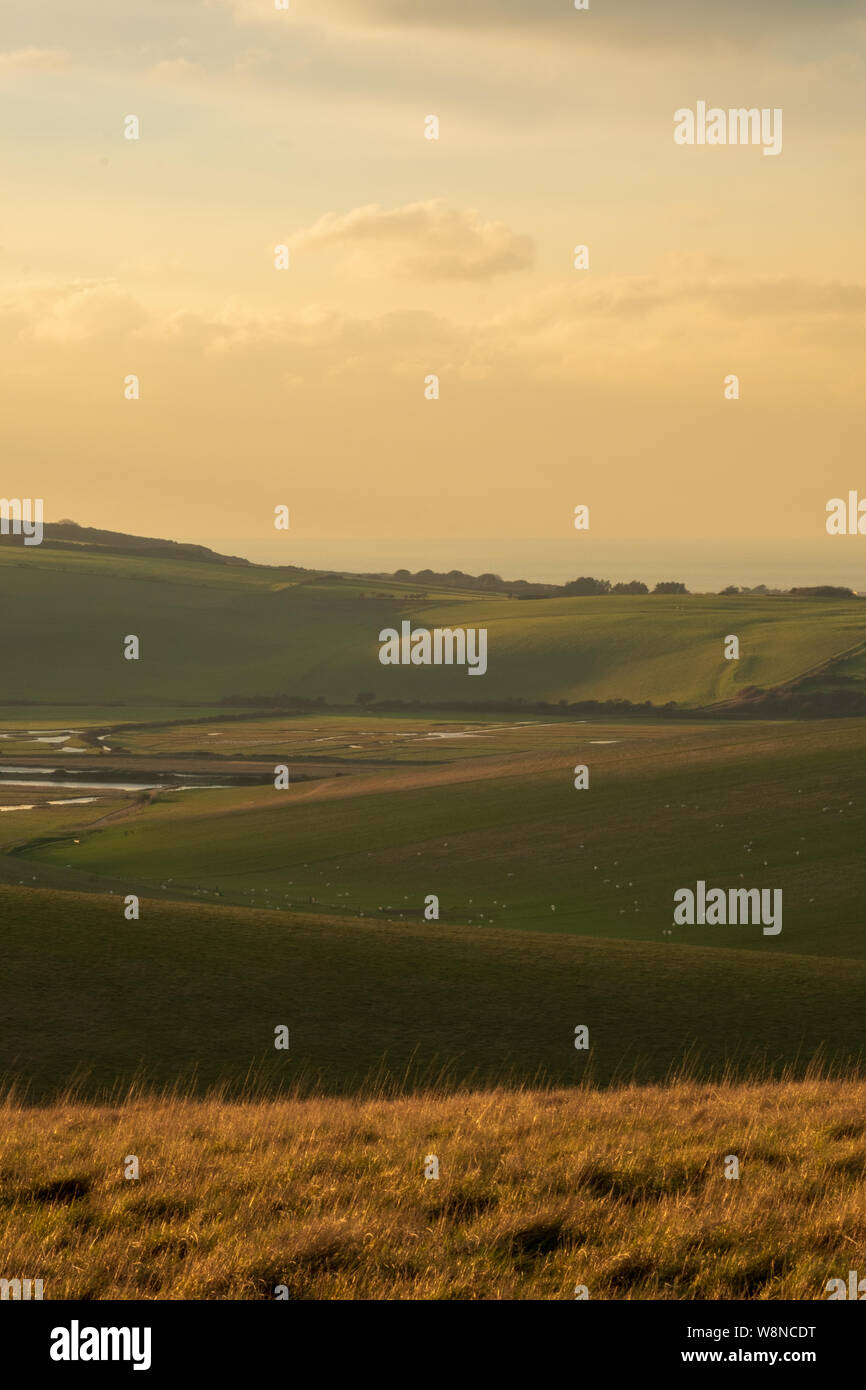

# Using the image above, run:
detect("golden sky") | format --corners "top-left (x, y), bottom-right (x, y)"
top-left (2, 0), bottom-right (866, 567)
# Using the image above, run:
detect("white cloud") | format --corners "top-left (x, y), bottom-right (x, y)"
top-left (0, 47), bottom-right (69, 73)
top-left (4, 272), bottom-right (866, 383)
top-left (5, 281), bottom-right (148, 344)
top-left (292, 199), bottom-right (535, 281)
top-left (146, 57), bottom-right (206, 83)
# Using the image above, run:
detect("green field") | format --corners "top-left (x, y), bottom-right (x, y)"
top-left (3, 884), bottom-right (865, 1101)
top-left (9, 715), bottom-right (864, 958)
top-left (2, 543), bottom-right (866, 706)
top-left (2, 540), bottom-right (866, 1103)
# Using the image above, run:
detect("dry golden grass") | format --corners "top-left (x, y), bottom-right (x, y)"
top-left (2, 1076), bottom-right (865, 1300)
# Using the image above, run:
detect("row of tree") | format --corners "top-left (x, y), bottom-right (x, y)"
top-left (380, 570), bottom-right (858, 600)
top-left (560, 577), bottom-right (686, 595)
top-left (220, 691), bottom-right (866, 720)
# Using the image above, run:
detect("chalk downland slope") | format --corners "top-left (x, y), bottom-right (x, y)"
top-left (2, 886), bottom-right (866, 1100)
top-left (2, 1077), bottom-right (864, 1299)
top-left (2, 543), bottom-right (865, 706)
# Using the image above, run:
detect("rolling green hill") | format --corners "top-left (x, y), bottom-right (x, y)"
top-left (2, 884), bottom-right (865, 1101)
top-left (1, 542), bottom-right (865, 707)
top-left (12, 717), bottom-right (866, 959)
top-left (3, 538), bottom-right (866, 1103)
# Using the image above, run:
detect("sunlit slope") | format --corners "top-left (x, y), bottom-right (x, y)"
top-left (6, 1080), bottom-right (866, 1299)
top-left (18, 721), bottom-right (866, 959)
top-left (424, 594), bottom-right (866, 705)
top-left (3, 885), bottom-right (866, 1100)
top-left (1, 546), bottom-right (864, 705)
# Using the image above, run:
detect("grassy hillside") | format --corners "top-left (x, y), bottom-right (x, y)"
top-left (3, 1077), bottom-right (866, 1298)
top-left (3, 541), bottom-right (866, 1305)
top-left (2, 885), bottom-right (865, 1102)
top-left (13, 717), bottom-right (866, 958)
top-left (2, 544), bottom-right (865, 706)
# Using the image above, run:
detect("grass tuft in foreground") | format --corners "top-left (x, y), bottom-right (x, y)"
top-left (2, 1074), bottom-right (865, 1299)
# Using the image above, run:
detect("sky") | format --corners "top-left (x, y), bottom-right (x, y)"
top-left (2, 0), bottom-right (866, 582)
